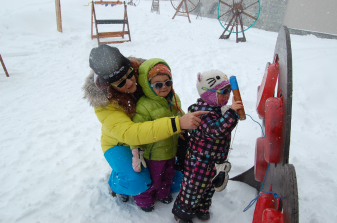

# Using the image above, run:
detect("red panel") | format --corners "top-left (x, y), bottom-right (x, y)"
top-left (264, 97), bottom-right (283, 163)
top-left (256, 62), bottom-right (279, 119)
top-left (262, 208), bottom-right (284, 223)
top-left (254, 137), bottom-right (268, 182)
top-left (252, 192), bottom-right (275, 223)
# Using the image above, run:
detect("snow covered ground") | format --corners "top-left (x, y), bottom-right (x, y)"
top-left (1, 0), bottom-right (337, 222)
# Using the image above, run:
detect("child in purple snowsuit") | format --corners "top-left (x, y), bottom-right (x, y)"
top-left (172, 70), bottom-right (244, 223)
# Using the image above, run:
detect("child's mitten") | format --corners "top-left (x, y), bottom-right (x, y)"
top-left (132, 148), bottom-right (147, 172)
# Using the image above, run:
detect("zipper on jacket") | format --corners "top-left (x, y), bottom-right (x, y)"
top-left (170, 106), bottom-right (175, 157)
top-left (148, 142), bottom-right (156, 160)
top-left (148, 101), bottom-right (177, 161)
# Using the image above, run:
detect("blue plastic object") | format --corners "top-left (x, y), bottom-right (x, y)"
top-left (170, 170), bottom-right (183, 193)
top-left (230, 76), bottom-right (239, 90)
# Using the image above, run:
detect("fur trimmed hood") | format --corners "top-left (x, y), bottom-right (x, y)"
top-left (83, 69), bottom-right (110, 107)
top-left (83, 57), bottom-right (146, 108)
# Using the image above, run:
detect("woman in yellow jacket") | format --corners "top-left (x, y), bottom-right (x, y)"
top-left (83, 45), bottom-right (207, 202)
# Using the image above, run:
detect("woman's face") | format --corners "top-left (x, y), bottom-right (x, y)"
top-left (111, 67), bottom-right (137, 93)
top-left (150, 75), bottom-right (172, 97)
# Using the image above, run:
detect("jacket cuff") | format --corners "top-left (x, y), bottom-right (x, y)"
top-left (227, 108), bottom-right (239, 119)
top-left (171, 117), bottom-right (181, 134)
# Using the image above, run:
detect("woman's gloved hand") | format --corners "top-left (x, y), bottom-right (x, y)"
top-left (132, 148), bottom-right (147, 172)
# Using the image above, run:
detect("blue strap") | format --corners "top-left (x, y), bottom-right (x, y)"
top-left (241, 114), bottom-right (283, 212)
top-left (243, 191), bottom-right (284, 212)
top-left (259, 163), bottom-right (270, 192)
top-left (246, 114), bottom-right (265, 137)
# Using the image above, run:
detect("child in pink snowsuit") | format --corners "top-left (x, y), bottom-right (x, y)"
top-left (172, 70), bottom-right (244, 223)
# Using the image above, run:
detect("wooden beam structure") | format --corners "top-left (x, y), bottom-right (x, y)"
top-left (55, 0), bottom-right (62, 32)
top-left (172, 0), bottom-right (191, 23)
top-left (151, 0), bottom-right (160, 14)
top-left (91, 1), bottom-right (131, 45)
top-left (93, 1), bottom-right (123, 4)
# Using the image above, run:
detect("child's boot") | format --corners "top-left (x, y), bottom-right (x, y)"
top-left (196, 211), bottom-right (210, 221)
top-left (174, 215), bottom-right (193, 223)
top-left (157, 194), bottom-right (173, 204)
top-left (140, 205), bottom-right (154, 212)
top-left (117, 194), bottom-right (129, 202)
top-left (212, 161), bottom-right (231, 192)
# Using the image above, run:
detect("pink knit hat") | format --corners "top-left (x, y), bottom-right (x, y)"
top-left (196, 70), bottom-right (231, 106)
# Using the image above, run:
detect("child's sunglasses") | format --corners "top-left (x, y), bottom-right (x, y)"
top-left (202, 87), bottom-right (231, 95)
top-left (151, 80), bottom-right (173, 89)
top-left (111, 67), bottom-right (134, 88)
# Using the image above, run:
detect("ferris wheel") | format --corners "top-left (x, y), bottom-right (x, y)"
top-left (217, 0), bottom-right (261, 42)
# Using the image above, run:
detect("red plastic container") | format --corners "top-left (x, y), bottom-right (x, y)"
top-left (254, 137), bottom-right (268, 182)
top-left (264, 97), bottom-right (283, 163)
top-left (256, 62), bottom-right (279, 119)
top-left (262, 208), bottom-right (284, 223)
top-left (252, 192), bottom-right (275, 223)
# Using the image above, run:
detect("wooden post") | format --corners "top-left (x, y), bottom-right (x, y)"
top-left (91, 2), bottom-right (94, 39)
top-left (184, 0), bottom-right (191, 23)
top-left (0, 54), bottom-right (9, 77)
top-left (55, 0), bottom-right (62, 32)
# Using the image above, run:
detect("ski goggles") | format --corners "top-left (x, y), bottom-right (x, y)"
top-left (151, 80), bottom-right (173, 89)
top-left (111, 67), bottom-right (134, 88)
top-left (202, 87), bottom-right (231, 95)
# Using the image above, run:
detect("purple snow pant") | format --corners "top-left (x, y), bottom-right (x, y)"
top-left (134, 158), bottom-right (175, 207)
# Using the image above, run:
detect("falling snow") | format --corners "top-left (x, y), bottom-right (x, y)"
top-left (0, 1), bottom-right (337, 223)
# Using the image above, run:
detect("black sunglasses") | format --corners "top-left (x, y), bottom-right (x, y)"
top-left (218, 87), bottom-right (232, 95)
top-left (151, 80), bottom-right (173, 89)
top-left (111, 67), bottom-right (134, 88)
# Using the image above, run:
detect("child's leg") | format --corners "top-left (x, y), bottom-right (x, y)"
top-left (193, 165), bottom-right (216, 221)
top-left (172, 154), bottom-right (195, 221)
top-left (156, 158), bottom-right (175, 200)
top-left (172, 153), bottom-right (215, 221)
top-left (134, 159), bottom-right (167, 207)
top-left (197, 185), bottom-right (216, 213)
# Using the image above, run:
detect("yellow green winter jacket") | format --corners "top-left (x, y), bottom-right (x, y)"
top-left (132, 58), bottom-right (184, 161)
top-left (83, 69), bottom-right (181, 154)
